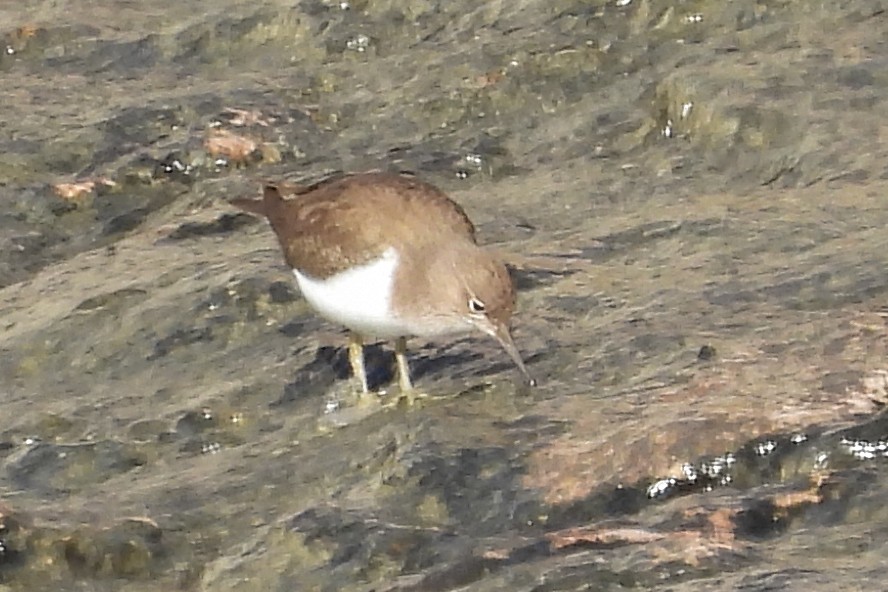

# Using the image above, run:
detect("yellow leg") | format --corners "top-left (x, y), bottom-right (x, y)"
top-left (394, 336), bottom-right (413, 393)
top-left (348, 332), bottom-right (369, 393)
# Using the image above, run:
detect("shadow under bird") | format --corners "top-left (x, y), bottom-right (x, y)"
top-left (230, 171), bottom-right (533, 393)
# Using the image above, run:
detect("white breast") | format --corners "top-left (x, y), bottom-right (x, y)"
top-left (292, 247), bottom-right (413, 338)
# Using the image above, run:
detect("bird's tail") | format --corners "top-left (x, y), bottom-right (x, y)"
top-left (229, 183), bottom-right (289, 220)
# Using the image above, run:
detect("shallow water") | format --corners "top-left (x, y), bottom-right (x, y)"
top-left (3, 0), bottom-right (888, 590)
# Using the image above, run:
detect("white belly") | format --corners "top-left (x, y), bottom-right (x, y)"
top-left (293, 247), bottom-right (413, 338)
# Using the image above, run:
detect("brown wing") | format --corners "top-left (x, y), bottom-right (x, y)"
top-left (231, 172), bottom-right (477, 278)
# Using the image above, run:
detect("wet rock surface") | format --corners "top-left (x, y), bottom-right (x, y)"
top-left (3, 0), bottom-right (888, 590)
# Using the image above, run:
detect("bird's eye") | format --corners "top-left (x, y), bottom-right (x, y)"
top-left (468, 298), bottom-right (486, 314)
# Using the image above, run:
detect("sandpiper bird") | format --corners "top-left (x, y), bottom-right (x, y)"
top-left (231, 171), bottom-right (533, 393)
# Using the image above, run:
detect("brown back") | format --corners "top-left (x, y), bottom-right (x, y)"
top-left (231, 172), bottom-right (477, 277)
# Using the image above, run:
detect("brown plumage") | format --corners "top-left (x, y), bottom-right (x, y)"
top-left (230, 172), bottom-right (477, 278)
top-left (230, 171), bottom-right (533, 392)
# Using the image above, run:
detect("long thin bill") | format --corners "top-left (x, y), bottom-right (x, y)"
top-left (492, 323), bottom-right (536, 387)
